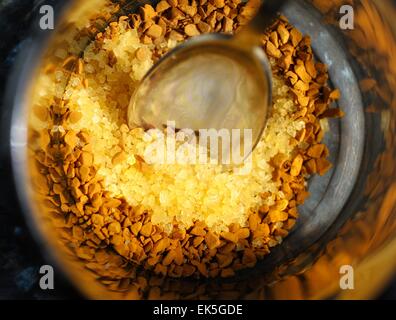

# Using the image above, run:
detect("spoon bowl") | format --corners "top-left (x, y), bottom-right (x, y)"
top-left (128, 33), bottom-right (273, 162)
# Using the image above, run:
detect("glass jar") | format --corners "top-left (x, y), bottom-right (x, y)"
top-left (3, 0), bottom-right (396, 299)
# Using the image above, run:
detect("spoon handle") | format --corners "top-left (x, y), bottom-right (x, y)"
top-left (234, 0), bottom-right (287, 47)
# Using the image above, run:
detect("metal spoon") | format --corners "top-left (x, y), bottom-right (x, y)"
top-left (128, 0), bottom-right (286, 164)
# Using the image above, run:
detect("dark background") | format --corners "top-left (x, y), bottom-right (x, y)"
top-left (0, 0), bottom-right (395, 299)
